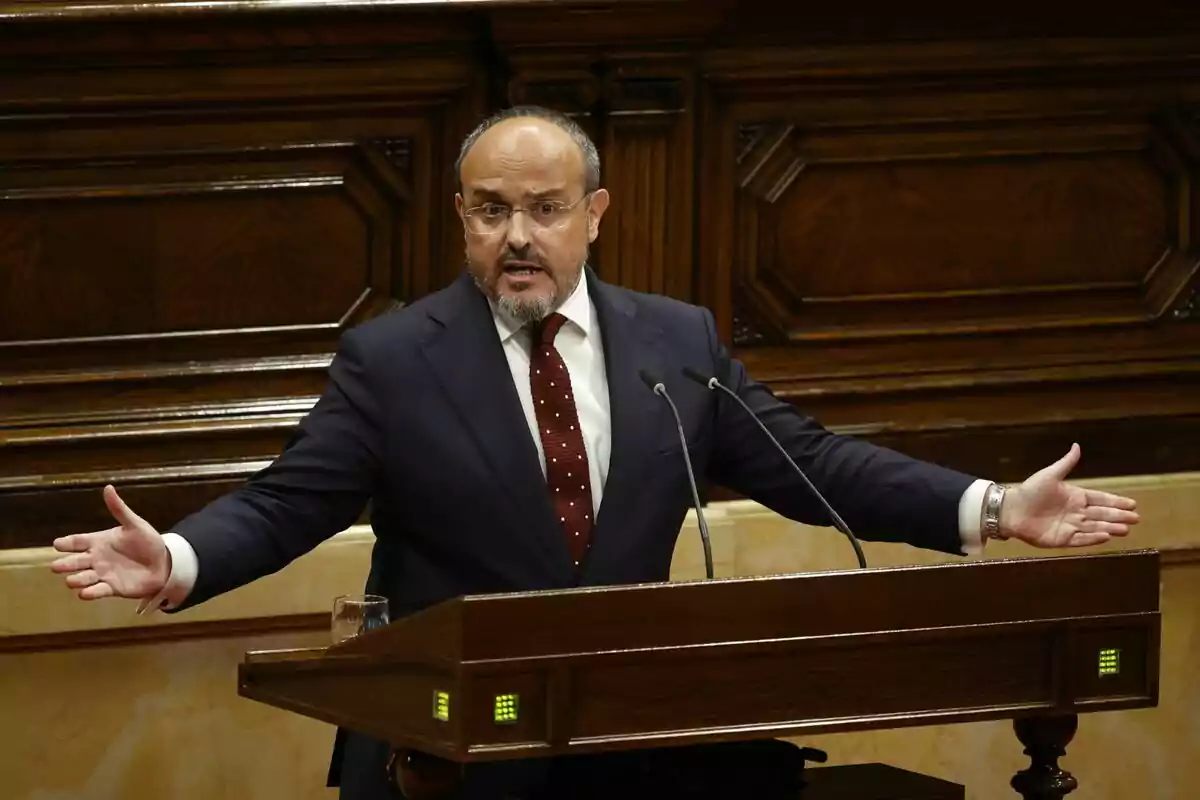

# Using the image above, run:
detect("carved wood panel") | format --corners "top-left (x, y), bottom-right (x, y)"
top-left (731, 118), bottom-right (1195, 342)
top-left (698, 35), bottom-right (1200, 485)
top-left (3, 1), bottom-right (1200, 547)
top-left (0, 17), bottom-right (483, 546)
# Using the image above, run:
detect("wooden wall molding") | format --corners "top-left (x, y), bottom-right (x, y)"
top-left (1161, 546), bottom-right (1200, 566)
top-left (2, 1), bottom-right (1199, 548)
top-left (0, 612), bottom-right (330, 655)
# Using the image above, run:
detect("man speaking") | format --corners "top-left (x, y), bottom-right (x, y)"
top-left (50, 107), bottom-right (1139, 799)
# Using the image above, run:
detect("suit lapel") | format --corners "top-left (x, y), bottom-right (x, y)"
top-left (588, 272), bottom-right (668, 546)
top-left (419, 274), bottom-right (570, 578)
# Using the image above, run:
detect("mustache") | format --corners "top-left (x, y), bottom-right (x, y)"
top-left (501, 252), bottom-right (546, 269)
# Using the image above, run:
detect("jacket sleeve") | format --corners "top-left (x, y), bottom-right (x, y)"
top-left (700, 309), bottom-right (977, 555)
top-left (171, 330), bottom-right (385, 607)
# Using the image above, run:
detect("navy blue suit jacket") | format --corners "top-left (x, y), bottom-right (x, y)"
top-left (170, 268), bottom-right (976, 793)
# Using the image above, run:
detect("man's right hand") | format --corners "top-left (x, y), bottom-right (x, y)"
top-left (50, 484), bottom-right (170, 600)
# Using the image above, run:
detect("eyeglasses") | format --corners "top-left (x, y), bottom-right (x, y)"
top-left (462, 193), bottom-right (592, 235)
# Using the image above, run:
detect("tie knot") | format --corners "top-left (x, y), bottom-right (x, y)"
top-left (534, 312), bottom-right (568, 346)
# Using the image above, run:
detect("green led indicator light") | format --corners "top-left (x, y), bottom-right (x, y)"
top-left (433, 690), bottom-right (451, 722)
top-left (1098, 648), bottom-right (1120, 677)
top-left (494, 693), bottom-right (519, 724)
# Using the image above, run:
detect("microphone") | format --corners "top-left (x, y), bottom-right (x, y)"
top-left (639, 369), bottom-right (714, 580)
top-left (681, 367), bottom-right (868, 569)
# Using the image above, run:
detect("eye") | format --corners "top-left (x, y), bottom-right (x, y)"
top-left (479, 203), bottom-right (508, 218)
top-left (534, 202), bottom-right (561, 218)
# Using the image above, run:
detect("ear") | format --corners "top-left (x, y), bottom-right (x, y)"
top-left (454, 193), bottom-right (465, 218)
top-left (585, 189), bottom-right (610, 243)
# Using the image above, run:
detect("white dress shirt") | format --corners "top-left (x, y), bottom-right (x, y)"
top-left (143, 271), bottom-right (987, 612)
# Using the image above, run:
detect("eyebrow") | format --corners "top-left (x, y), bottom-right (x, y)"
top-left (467, 189), bottom-right (506, 202)
top-left (466, 186), bottom-right (571, 201)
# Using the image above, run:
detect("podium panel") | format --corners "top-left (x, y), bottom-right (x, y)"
top-left (240, 549), bottom-right (1158, 797)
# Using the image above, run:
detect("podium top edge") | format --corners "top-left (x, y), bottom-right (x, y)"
top-left (459, 548), bottom-right (1162, 603)
top-left (246, 549), bottom-right (1159, 666)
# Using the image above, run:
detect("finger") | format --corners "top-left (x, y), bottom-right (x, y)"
top-left (1076, 520), bottom-right (1130, 536)
top-left (1084, 490), bottom-right (1137, 511)
top-left (49, 553), bottom-right (92, 573)
top-left (78, 582), bottom-right (115, 601)
top-left (103, 484), bottom-right (145, 529)
top-left (65, 569), bottom-right (100, 589)
top-left (1042, 442), bottom-right (1081, 481)
top-left (1083, 506), bottom-right (1140, 524)
top-left (52, 533), bottom-right (95, 553)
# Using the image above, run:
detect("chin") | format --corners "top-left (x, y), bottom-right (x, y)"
top-left (495, 289), bottom-right (557, 324)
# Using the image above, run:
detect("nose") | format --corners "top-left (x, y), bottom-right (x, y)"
top-left (505, 209), bottom-right (531, 250)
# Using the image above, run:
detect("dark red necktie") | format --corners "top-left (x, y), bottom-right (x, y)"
top-left (530, 313), bottom-right (594, 568)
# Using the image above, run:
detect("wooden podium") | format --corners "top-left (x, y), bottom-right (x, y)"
top-left (239, 550), bottom-right (1160, 799)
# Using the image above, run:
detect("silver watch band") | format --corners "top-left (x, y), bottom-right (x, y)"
top-left (982, 482), bottom-right (1007, 540)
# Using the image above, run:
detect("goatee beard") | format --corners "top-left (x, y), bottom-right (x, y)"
top-left (495, 291), bottom-right (556, 326)
top-left (470, 260), bottom-right (587, 326)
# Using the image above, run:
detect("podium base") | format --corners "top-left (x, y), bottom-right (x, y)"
top-left (801, 763), bottom-right (964, 799)
top-left (388, 749), bottom-right (963, 800)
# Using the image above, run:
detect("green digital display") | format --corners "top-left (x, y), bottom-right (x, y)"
top-left (1098, 648), bottom-right (1120, 677)
top-left (494, 693), bottom-right (519, 724)
top-left (433, 690), bottom-right (451, 722)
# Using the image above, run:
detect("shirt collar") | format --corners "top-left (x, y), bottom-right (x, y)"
top-left (491, 268), bottom-right (594, 343)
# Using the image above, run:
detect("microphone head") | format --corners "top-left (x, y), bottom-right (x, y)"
top-left (638, 368), bottom-right (665, 394)
top-left (681, 366), bottom-right (714, 388)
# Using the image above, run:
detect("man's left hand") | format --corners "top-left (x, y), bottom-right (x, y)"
top-left (1000, 443), bottom-right (1139, 548)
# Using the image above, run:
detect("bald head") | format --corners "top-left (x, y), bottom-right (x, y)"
top-left (460, 118), bottom-right (585, 200)
top-left (455, 105), bottom-right (600, 194)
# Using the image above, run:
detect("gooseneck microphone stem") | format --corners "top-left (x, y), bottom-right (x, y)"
top-left (639, 370), bottom-right (714, 580)
top-left (681, 367), bottom-right (868, 569)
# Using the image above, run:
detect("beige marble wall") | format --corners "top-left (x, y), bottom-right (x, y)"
top-left (2, 472), bottom-right (1197, 799)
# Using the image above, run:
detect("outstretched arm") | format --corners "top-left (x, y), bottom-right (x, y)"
top-left (699, 309), bottom-right (1137, 554)
top-left (52, 331), bottom-right (385, 610)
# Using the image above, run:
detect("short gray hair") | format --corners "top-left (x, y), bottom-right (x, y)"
top-left (455, 105), bottom-right (601, 193)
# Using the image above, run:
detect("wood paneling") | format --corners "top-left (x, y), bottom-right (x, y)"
top-left (0, 611), bottom-right (330, 655)
top-left (2, 0), bottom-right (1199, 549)
top-left (0, 7), bottom-right (489, 547)
top-left (698, 31), bottom-right (1200, 493)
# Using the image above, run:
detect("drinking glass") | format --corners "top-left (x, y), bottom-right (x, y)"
top-left (331, 594), bottom-right (389, 644)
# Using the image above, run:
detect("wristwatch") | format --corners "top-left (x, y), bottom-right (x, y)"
top-left (982, 482), bottom-right (1008, 541)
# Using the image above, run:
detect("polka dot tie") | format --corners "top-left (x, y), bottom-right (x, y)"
top-left (530, 313), bottom-right (594, 569)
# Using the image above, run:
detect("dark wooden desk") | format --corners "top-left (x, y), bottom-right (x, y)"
top-left (241, 550), bottom-right (1160, 799)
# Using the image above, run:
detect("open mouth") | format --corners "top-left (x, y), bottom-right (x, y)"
top-left (503, 262), bottom-right (544, 277)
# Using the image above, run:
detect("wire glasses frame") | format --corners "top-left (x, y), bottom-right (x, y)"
top-left (461, 191), bottom-right (595, 235)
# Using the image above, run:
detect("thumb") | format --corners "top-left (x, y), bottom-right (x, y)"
top-left (1041, 443), bottom-right (1081, 482)
top-left (103, 484), bottom-right (145, 529)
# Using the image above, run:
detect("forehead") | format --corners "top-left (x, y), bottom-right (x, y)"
top-left (461, 118), bottom-right (585, 197)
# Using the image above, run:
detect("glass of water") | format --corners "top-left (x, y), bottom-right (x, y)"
top-left (331, 594), bottom-right (389, 644)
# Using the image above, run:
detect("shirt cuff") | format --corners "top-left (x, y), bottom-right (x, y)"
top-left (136, 533), bottom-right (199, 614)
top-left (958, 479), bottom-right (993, 557)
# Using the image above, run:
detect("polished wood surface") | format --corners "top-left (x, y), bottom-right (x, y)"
top-left (239, 550), bottom-right (1158, 797)
top-left (2, 0), bottom-right (1199, 548)
top-left (1011, 716), bottom-right (1080, 800)
top-left (239, 550), bottom-right (1159, 760)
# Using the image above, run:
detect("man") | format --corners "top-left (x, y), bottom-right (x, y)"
top-left (51, 106), bottom-right (1139, 799)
